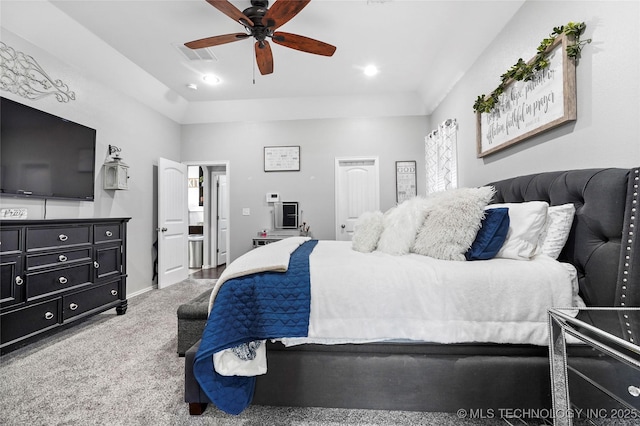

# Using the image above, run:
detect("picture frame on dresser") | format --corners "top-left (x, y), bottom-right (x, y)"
top-left (0, 218), bottom-right (130, 355)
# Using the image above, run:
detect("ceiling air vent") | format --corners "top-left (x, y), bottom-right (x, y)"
top-left (173, 43), bottom-right (218, 62)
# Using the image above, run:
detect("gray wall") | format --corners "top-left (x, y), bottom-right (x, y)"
top-left (181, 116), bottom-right (429, 261)
top-left (0, 29), bottom-right (182, 297)
top-left (429, 0), bottom-right (640, 187)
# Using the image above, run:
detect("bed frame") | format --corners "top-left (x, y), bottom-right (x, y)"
top-left (185, 167), bottom-right (640, 414)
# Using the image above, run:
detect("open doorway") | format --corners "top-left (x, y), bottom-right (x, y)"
top-left (185, 161), bottom-right (230, 275)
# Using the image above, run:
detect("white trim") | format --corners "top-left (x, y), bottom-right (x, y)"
top-left (182, 160), bottom-right (231, 264)
top-left (127, 285), bottom-right (154, 299)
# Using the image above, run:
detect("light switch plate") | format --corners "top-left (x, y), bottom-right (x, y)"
top-left (242, 208), bottom-right (250, 216)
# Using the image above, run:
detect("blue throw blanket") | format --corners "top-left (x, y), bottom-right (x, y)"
top-left (193, 240), bottom-right (318, 415)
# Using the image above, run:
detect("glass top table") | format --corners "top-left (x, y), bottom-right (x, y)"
top-left (548, 307), bottom-right (640, 426)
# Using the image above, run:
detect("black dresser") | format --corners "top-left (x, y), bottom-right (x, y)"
top-left (0, 218), bottom-right (130, 354)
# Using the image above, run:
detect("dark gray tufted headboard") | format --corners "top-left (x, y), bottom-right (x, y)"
top-left (488, 168), bottom-right (639, 308)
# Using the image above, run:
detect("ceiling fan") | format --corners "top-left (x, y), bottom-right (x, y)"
top-left (184, 0), bottom-right (336, 75)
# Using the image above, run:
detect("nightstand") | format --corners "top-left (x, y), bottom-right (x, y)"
top-left (548, 307), bottom-right (640, 425)
top-left (252, 235), bottom-right (294, 248)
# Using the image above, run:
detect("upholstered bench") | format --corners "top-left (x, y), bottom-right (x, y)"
top-left (177, 289), bottom-right (212, 356)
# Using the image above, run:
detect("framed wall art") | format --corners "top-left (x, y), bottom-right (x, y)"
top-left (396, 160), bottom-right (417, 203)
top-left (264, 146), bottom-right (300, 172)
top-left (476, 33), bottom-right (577, 157)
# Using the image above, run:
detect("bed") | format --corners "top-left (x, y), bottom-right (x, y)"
top-left (185, 167), bottom-right (640, 415)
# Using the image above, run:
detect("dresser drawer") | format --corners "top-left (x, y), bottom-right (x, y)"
top-left (26, 225), bottom-right (91, 251)
top-left (63, 281), bottom-right (122, 320)
top-left (26, 248), bottom-right (92, 271)
top-left (94, 223), bottom-right (121, 243)
top-left (0, 228), bottom-right (22, 254)
top-left (26, 263), bottom-right (92, 299)
top-left (1, 299), bottom-right (60, 345)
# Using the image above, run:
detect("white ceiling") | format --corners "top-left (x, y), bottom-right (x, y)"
top-left (2, 1), bottom-right (526, 123)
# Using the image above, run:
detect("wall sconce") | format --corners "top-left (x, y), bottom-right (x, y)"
top-left (103, 145), bottom-right (129, 190)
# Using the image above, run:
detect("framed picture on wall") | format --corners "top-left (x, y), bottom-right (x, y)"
top-left (396, 160), bottom-right (417, 203)
top-left (264, 146), bottom-right (300, 172)
top-left (476, 33), bottom-right (577, 157)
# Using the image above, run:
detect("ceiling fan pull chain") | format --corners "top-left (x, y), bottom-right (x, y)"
top-left (252, 45), bottom-right (256, 85)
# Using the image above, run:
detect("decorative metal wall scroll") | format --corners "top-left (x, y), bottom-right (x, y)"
top-left (0, 41), bottom-right (76, 102)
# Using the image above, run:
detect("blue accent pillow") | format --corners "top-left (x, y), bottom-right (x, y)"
top-left (465, 208), bottom-right (510, 261)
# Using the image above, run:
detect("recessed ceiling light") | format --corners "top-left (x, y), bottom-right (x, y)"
top-left (202, 74), bottom-right (221, 85)
top-left (363, 65), bottom-right (379, 77)
top-left (187, 83), bottom-right (198, 90)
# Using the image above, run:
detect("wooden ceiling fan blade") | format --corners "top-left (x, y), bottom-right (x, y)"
top-left (185, 33), bottom-right (250, 49)
top-left (264, 0), bottom-right (311, 30)
top-left (255, 41), bottom-right (274, 75)
top-left (205, 0), bottom-right (253, 27)
top-left (271, 32), bottom-right (336, 56)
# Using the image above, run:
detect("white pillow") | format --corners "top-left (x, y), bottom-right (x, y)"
top-left (538, 203), bottom-right (576, 259)
top-left (487, 201), bottom-right (549, 260)
top-left (376, 197), bottom-right (431, 255)
top-left (351, 211), bottom-right (384, 253)
top-left (412, 186), bottom-right (495, 261)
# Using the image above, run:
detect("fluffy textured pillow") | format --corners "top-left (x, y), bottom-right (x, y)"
top-left (351, 210), bottom-right (385, 253)
top-left (412, 186), bottom-right (495, 261)
top-left (487, 201), bottom-right (549, 260)
top-left (465, 207), bottom-right (510, 261)
top-left (376, 197), bottom-right (431, 255)
top-left (538, 203), bottom-right (576, 259)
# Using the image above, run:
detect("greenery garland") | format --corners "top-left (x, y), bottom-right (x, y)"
top-left (473, 22), bottom-right (591, 114)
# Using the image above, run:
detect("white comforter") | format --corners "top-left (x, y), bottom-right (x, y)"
top-left (283, 240), bottom-right (578, 346)
top-left (212, 238), bottom-right (579, 376)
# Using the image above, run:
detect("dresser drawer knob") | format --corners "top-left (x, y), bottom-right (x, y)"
top-left (58, 254), bottom-right (68, 262)
top-left (69, 303), bottom-right (78, 311)
top-left (44, 312), bottom-right (54, 320)
top-left (58, 234), bottom-right (68, 242)
top-left (629, 385), bottom-right (640, 397)
top-left (111, 289), bottom-right (118, 296)
top-left (58, 276), bottom-right (68, 284)
top-left (15, 276), bottom-right (24, 285)
top-left (105, 230), bottom-right (113, 237)
top-left (94, 261), bottom-right (100, 269)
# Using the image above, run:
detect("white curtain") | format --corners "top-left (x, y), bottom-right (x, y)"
top-left (425, 118), bottom-right (458, 194)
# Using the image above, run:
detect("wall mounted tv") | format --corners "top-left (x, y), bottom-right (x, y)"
top-left (0, 97), bottom-right (97, 201)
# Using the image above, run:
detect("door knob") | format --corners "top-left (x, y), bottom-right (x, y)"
top-left (156, 227), bottom-right (168, 232)
top-left (341, 224), bottom-right (346, 229)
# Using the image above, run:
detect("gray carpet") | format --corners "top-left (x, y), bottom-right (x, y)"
top-left (0, 278), bottom-right (622, 426)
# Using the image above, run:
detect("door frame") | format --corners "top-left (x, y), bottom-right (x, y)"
top-left (183, 160), bottom-right (231, 268)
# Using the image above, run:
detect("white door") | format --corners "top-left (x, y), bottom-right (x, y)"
top-left (157, 157), bottom-right (189, 288)
top-left (335, 158), bottom-right (380, 240)
top-left (216, 174), bottom-right (228, 265)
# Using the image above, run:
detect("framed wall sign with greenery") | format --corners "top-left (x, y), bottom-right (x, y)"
top-left (475, 33), bottom-right (577, 157)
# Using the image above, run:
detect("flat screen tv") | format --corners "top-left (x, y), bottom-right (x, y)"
top-left (0, 97), bottom-right (96, 201)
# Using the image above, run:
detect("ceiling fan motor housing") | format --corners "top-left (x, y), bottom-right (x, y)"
top-left (243, 1), bottom-right (272, 41)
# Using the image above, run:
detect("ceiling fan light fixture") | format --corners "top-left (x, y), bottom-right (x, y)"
top-left (202, 74), bottom-right (221, 85)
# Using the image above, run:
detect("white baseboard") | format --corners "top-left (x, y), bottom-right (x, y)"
top-left (127, 285), bottom-right (155, 299)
